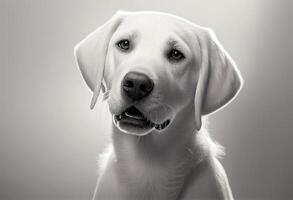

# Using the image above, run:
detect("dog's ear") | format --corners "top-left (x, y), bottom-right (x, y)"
top-left (194, 28), bottom-right (243, 130)
top-left (74, 12), bottom-right (124, 109)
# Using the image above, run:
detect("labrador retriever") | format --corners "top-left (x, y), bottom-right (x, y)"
top-left (74, 11), bottom-right (243, 200)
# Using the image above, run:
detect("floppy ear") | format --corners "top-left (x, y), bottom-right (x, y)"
top-left (74, 12), bottom-right (124, 109)
top-left (194, 29), bottom-right (243, 130)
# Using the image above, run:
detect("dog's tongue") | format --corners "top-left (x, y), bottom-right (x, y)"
top-left (125, 106), bottom-right (144, 119)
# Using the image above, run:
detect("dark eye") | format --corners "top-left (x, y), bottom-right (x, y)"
top-left (116, 39), bottom-right (130, 51)
top-left (168, 49), bottom-right (185, 61)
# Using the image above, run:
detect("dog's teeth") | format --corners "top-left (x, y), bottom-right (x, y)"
top-left (163, 121), bottom-right (168, 128)
top-left (154, 120), bottom-right (171, 130)
top-left (155, 123), bottom-right (163, 130)
top-left (158, 125), bottom-right (162, 130)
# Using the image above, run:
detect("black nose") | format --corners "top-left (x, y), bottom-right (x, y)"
top-left (122, 72), bottom-right (154, 101)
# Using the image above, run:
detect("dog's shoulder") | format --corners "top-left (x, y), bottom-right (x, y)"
top-left (179, 125), bottom-right (233, 200)
top-left (179, 156), bottom-right (233, 200)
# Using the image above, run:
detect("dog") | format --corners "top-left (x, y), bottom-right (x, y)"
top-left (74, 11), bottom-right (243, 200)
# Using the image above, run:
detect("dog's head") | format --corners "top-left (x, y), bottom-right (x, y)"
top-left (74, 11), bottom-right (243, 136)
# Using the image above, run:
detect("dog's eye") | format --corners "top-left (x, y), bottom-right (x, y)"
top-left (168, 49), bottom-right (185, 61)
top-left (116, 39), bottom-right (130, 51)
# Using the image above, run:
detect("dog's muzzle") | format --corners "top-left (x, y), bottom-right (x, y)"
top-left (113, 72), bottom-right (170, 136)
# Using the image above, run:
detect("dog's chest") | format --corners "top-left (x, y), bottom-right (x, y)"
top-left (112, 154), bottom-right (193, 200)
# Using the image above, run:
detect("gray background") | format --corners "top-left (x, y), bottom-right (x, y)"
top-left (0, 0), bottom-right (292, 199)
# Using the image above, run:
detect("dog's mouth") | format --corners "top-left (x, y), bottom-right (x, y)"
top-left (113, 106), bottom-right (170, 136)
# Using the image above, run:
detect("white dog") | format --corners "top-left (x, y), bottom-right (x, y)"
top-left (74, 11), bottom-right (243, 200)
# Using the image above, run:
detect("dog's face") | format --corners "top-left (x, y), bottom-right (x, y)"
top-left (104, 14), bottom-right (201, 135)
top-left (74, 11), bottom-right (243, 136)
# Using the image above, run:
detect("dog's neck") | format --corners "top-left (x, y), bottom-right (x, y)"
top-left (111, 104), bottom-right (206, 200)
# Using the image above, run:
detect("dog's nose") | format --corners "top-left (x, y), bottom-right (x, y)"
top-left (122, 72), bottom-right (154, 101)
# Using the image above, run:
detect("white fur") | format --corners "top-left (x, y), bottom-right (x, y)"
top-left (74, 11), bottom-right (242, 200)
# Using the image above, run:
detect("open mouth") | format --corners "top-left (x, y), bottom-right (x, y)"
top-left (113, 106), bottom-right (170, 134)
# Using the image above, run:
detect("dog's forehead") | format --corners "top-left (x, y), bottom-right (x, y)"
top-left (118, 12), bottom-right (192, 37)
